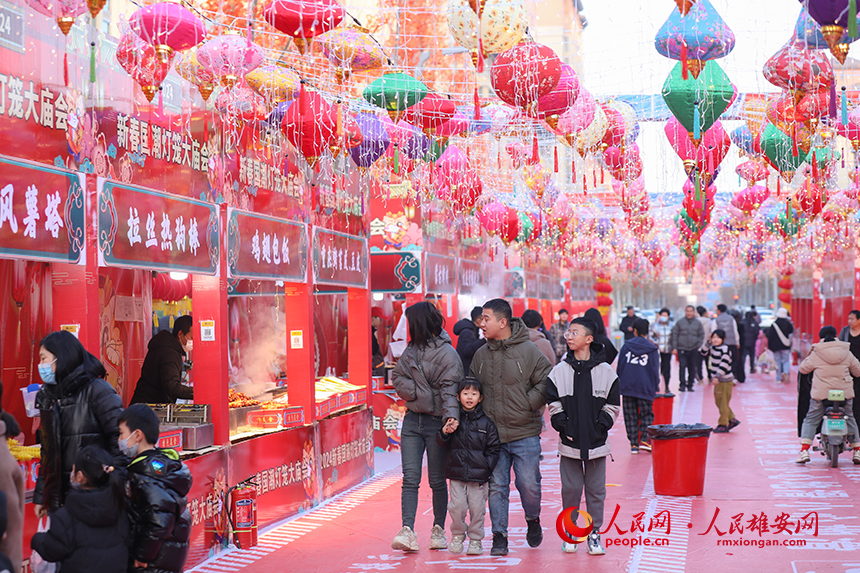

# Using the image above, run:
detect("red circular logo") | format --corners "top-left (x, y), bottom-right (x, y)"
top-left (556, 508), bottom-right (593, 544)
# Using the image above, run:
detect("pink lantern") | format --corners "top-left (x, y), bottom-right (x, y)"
top-left (554, 88), bottom-right (596, 140)
top-left (116, 29), bottom-right (174, 102)
top-left (438, 170), bottom-right (483, 212)
top-left (404, 93), bottom-right (457, 132)
top-left (551, 193), bottom-right (575, 230)
top-left (129, 2), bottom-right (206, 64)
top-left (600, 106), bottom-right (626, 148)
top-left (731, 185), bottom-right (769, 213)
top-left (433, 145), bottom-right (470, 190)
top-left (505, 140), bottom-right (529, 169)
top-left (604, 144), bottom-right (642, 183)
top-left (735, 159), bottom-right (769, 186)
top-left (491, 41), bottom-right (563, 109)
top-left (665, 118), bottom-right (730, 177)
top-left (264, 0), bottom-right (345, 55)
top-left (763, 41), bottom-right (834, 93)
top-left (532, 64), bottom-right (580, 127)
top-left (197, 34), bottom-right (264, 89)
top-left (477, 200), bottom-right (518, 244)
top-left (484, 103), bottom-right (518, 134)
top-left (27, 0), bottom-right (86, 35)
top-left (216, 84), bottom-right (268, 123)
top-left (435, 111), bottom-right (470, 138)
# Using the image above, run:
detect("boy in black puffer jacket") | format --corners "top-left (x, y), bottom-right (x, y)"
top-left (437, 378), bottom-right (500, 556)
top-left (119, 405), bottom-right (192, 573)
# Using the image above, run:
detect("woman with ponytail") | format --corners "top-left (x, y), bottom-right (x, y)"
top-left (31, 445), bottom-right (130, 572)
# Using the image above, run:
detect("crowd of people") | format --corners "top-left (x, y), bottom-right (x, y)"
top-left (0, 331), bottom-right (192, 573)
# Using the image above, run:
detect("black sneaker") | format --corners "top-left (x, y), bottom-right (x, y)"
top-left (687, 386), bottom-right (695, 392)
top-left (491, 532), bottom-right (508, 556)
top-left (713, 425), bottom-right (729, 433)
top-left (526, 518), bottom-right (543, 547)
top-left (679, 387), bottom-right (686, 392)
top-left (728, 418), bottom-right (741, 430)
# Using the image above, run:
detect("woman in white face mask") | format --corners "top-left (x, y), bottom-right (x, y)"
top-left (33, 331), bottom-right (123, 519)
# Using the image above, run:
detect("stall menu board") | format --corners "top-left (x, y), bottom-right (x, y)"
top-left (97, 178), bottom-right (219, 275)
top-left (424, 253), bottom-right (457, 294)
top-left (458, 259), bottom-right (482, 295)
top-left (370, 251), bottom-right (421, 293)
top-left (312, 228), bottom-right (368, 288)
top-left (227, 208), bottom-right (308, 281)
top-left (0, 155), bottom-right (85, 263)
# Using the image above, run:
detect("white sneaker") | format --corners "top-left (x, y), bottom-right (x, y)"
top-left (466, 539), bottom-right (483, 555)
top-left (586, 532), bottom-right (605, 555)
top-left (562, 541), bottom-right (579, 553)
top-left (429, 524), bottom-right (448, 550)
top-left (391, 526), bottom-right (419, 552)
top-left (853, 449), bottom-right (860, 465)
top-left (449, 535), bottom-right (464, 554)
top-left (796, 450), bottom-right (810, 464)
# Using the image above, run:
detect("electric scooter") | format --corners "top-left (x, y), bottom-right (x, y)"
top-left (815, 390), bottom-right (849, 468)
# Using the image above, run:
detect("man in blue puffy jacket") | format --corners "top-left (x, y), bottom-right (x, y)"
top-left (617, 319), bottom-right (660, 454)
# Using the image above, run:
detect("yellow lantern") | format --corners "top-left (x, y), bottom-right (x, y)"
top-left (175, 48), bottom-right (216, 101)
top-left (316, 25), bottom-right (387, 83)
top-left (574, 105), bottom-right (608, 157)
top-left (245, 64), bottom-right (301, 103)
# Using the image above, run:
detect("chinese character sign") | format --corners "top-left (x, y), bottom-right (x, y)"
top-left (227, 209), bottom-right (308, 281)
top-left (97, 178), bottom-right (219, 275)
top-left (458, 260), bottom-right (483, 295)
top-left (424, 253), bottom-right (456, 294)
top-left (0, 156), bottom-right (84, 264)
top-left (312, 228), bottom-right (368, 288)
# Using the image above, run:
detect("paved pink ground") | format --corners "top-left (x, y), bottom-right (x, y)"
top-left (189, 367), bottom-right (860, 573)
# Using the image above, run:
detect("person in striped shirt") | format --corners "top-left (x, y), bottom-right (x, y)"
top-left (702, 329), bottom-right (741, 434)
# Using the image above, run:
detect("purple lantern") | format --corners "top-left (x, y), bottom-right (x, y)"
top-left (349, 112), bottom-right (390, 169)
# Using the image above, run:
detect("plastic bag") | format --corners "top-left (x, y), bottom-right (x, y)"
top-left (647, 423), bottom-right (712, 440)
top-left (30, 517), bottom-right (58, 573)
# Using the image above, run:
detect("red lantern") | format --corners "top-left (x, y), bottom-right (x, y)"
top-left (264, 0), bottom-right (345, 55)
top-left (129, 2), bottom-right (206, 64)
top-left (596, 295), bottom-right (613, 307)
top-left (778, 278), bottom-right (794, 290)
top-left (116, 29), bottom-right (174, 102)
top-left (281, 91), bottom-right (337, 167)
top-left (593, 281), bottom-right (613, 294)
top-left (796, 180), bottom-right (827, 217)
top-left (404, 93), bottom-right (457, 132)
top-left (490, 41), bottom-right (562, 109)
top-left (778, 292), bottom-right (792, 304)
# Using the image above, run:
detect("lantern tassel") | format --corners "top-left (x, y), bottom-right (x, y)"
top-left (393, 143), bottom-right (400, 174)
top-left (474, 87), bottom-right (480, 120)
top-left (600, 166), bottom-right (604, 184)
top-left (851, 0), bottom-right (858, 37)
top-left (89, 42), bottom-right (96, 83)
top-left (791, 123), bottom-right (798, 157)
top-left (842, 86), bottom-right (849, 126)
top-left (158, 88), bottom-right (163, 115)
top-left (64, 51), bottom-right (68, 87)
top-left (497, 149), bottom-right (501, 169)
top-left (776, 177), bottom-right (781, 197)
top-left (532, 133), bottom-right (539, 163)
top-left (477, 39), bottom-right (484, 73)
top-left (583, 173), bottom-right (588, 193)
top-left (692, 100), bottom-right (701, 140)
top-left (681, 41), bottom-right (689, 80)
top-left (694, 171), bottom-right (701, 201)
top-left (571, 157), bottom-right (576, 184)
top-left (553, 146), bottom-right (558, 173)
top-left (811, 149), bottom-right (818, 181)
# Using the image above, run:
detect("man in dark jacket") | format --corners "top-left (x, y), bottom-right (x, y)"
top-left (767, 308), bottom-right (794, 383)
top-left (546, 317), bottom-right (620, 555)
top-left (470, 299), bottom-right (551, 556)
top-left (436, 378), bottom-right (500, 555)
top-left (131, 316), bottom-right (194, 404)
top-left (119, 405), bottom-right (192, 573)
top-left (617, 319), bottom-right (660, 453)
top-left (453, 307), bottom-right (486, 374)
top-left (619, 306), bottom-right (637, 341)
top-left (741, 311), bottom-right (760, 374)
top-left (670, 305), bottom-right (705, 392)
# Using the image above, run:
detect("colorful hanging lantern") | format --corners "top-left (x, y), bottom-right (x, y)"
top-left (491, 41), bottom-right (563, 109)
top-left (197, 34), bottom-right (264, 90)
top-left (27, 0), bottom-right (87, 35)
top-left (245, 64), bottom-right (301, 103)
top-left (803, 0), bottom-right (856, 63)
top-left (348, 112), bottom-right (390, 169)
top-left (662, 60), bottom-right (735, 143)
top-left (732, 185), bottom-right (770, 213)
top-left (281, 91), bottom-right (337, 167)
top-left (532, 64), bottom-right (580, 128)
top-left (317, 25), bottom-right (387, 83)
top-left (434, 110), bottom-right (470, 139)
top-left (264, 0), bottom-right (345, 55)
top-left (176, 48), bottom-right (216, 101)
top-left (761, 122), bottom-right (811, 181)
top-left (116, 29), bottom-right (174, 102)
top-left (404, 92), bottom-right (457, 132)
top-left (735, 159), bottom-right (770, 186)
top-left (363, 71), bottom-right (429, 121)
top-left (574, 105), bottom-right (608, 156)
top-left (553, 87), bottom-right (596, 140)
top-left (129, 2), bottom-right (206, 64)
top-left (763, 41), bottom-right (834, 93)
top-left (447, 0), bottom-right (528, 64)
top-left (215, 84), bottom-right (268, 123)
top-left (655, 0), bottom-right (736, 78)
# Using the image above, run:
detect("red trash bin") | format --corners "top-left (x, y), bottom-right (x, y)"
top-left (652, 393), bottom-right (674, 425)
top-left (647, 424), bottom-right (712, 496)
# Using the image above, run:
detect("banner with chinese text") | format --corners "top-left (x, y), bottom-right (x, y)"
top-left (424, 253), bottom-right (457, 294)
top-left (312, 228), bottom-right (368, 288)
top-left (458, 259), bottom-right (483, 295)
top-left (227, 208), bottom-right (308, 282)
top-left (0, 155), bottom-right (85, 264)
top-left (317, 408), bottom-right (373, 499)
top-left (97, 178), bottom-right (219, 275)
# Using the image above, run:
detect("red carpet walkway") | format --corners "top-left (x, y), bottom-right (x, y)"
top-left (189, 369), bottom-right (860, 573)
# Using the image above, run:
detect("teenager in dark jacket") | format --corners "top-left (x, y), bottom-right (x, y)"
top-left (120, 405), bottom-right (192, 573)
top-left (546, 317), bottom-right (620, 556)
top-left (767, 308), bottom-right (794, 384)
top-left (453, 307), bottom-right (486, 374)
top-left (741, 311), bottom-right (760, 374)
top-left (131, 316), bottom-right (194, 404)
top-left (34, 331), bottom-right (124, 516)
top-left (584, 308), bottom-right (618, 365)
top-left (437, 378), bottom-right (500, 556)
top-left (617, 319), bottom-right (660, 453)
top-left (31, 445), bottom-right (129, 573)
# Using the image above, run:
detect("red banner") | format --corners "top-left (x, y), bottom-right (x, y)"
top-left (369, 251), bottom-right (421, 293)
top-left (458, 259), bottom-right (483, 295)
top-left (424, 253), bottom-right (457, 294)
top-left (228, 426), bottom-right (318, 529)
top-left (371, 391), bottom-right (406, 451)
top-left (97, 178), bottom-right (220, 274)
top-left (0, 155), bottom-right (85, 264)
top-left (183, 448), bottom-right (230, 569)
top-left (227, 208), bottom-right (308, 281)
top-left (318, 408), bottom-right (374, 499)
top-left (312, 228), bottom-right (368, 288)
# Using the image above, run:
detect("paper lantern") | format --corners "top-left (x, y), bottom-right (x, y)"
top-left (732, 185), bottom-right (770, 213)
top-left (447, 0), bottom-right (527, 58)
top-left (245, 64), bottom-right (301, 102)
top-left (665, 118), bottom-right (730, 178)
top-left (197, 34), bottom-right (264, 90)
top-left (655, 0), bottom-right (736, 77)
top-left (176, 48), bottom-right (216, 101)
top-left (804, 0), bottom-right (855, 63)
top-left (129, 2), bottom-right (206, 64)
top-left (554, 88), bottom-right (596, 140)
top-left (763, 41), bottom-right (834, 92)
top-left (281, 91), bottom-right (337, 167)
top-left (27, 0), bottom-right (87, 35)
top-left (348, 112), bottom-right (390, 169)
top-left (363, 71), bottom-right (429, 121)
top-left (215, 84), bottom-right (268, 123)
top-left (662, 60), bottom-right (735, 142)
top-left (116, 29), bottom-right (173, 102)
top-left (531, 64), bottom-right (579, 128)
top-left (434, 110), bottom-right (470, 138)
top-left (491, 41), bottom-right (562, 109)
top-left (574, 105), bottom-right (608, 156)
top-left (736, 160), bottom-right (770, 186)
top-left (264, 0), bottom-right (345, 55)
top-left (404, 92), bottom-right (457, 131)
top-left (317, 25), bottom-right (387, 83)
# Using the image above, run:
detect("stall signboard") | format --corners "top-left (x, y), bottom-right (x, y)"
top-left (458, 259), bottom-right (483, 295)
top-left (525, 271), bottom-right (539, 299)
top-left (318, 408), bottom-right (373, 499)
top-left (372, 390), bottom-right (406, 451)
top-left (97, 178), bottom-right (220, 275)
top-left (312, 228), bottom-right (368, 288)
top-left (539, 274), bottom-right (561, 301)
top-left (504, 270), bottom-right (525, 298)
top-left (229, 426), bottom-right (319, 529)
top-left (424, 253), bottom-right (457, 294)
top-left (0, 155), bottom-right (85, 264)
top-left (183, 448), bottom-right (230, 569)
top-left (227, 208), bottom-right (308, 281)
top-left (370, 251), bottom-right (421, 292)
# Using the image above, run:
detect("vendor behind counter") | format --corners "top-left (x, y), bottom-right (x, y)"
top-left (131, 315), bottom-right (194, 405)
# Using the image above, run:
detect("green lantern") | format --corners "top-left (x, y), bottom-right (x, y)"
top-left (517, 211), bottom-right (535, 243)
top-left (426, 138), bottom-right (449, 163)
top-left (363, 71), bottom-right (428, 121)
top-left (761, 123), bottom-right (807, 182)
top-left (661, 60), bottom-right (734, 142)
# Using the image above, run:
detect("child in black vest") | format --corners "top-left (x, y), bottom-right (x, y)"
top-left (437, 378), bottom-right (500, 555)
top-left (702, 329), bottom-right (741, 433)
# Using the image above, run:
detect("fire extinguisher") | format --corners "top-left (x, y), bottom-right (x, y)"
top-left (226, 478), bottom-right (258, 549)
